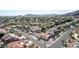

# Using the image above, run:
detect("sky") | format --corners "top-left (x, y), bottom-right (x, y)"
top-left (0, 0), bottom-right (78, 16)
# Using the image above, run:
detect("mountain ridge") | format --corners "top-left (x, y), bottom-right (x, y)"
top-left (64, 10), bottom-right (79, 16)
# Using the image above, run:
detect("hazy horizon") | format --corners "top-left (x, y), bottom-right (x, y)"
top-left (0, 10), bottom-right (76, 16)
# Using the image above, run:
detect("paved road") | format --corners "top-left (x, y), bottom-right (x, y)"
top-left (48, 28), bottom-right (75, 48)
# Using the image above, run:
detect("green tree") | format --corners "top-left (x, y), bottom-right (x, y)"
top-left (41, 27), bottom-right (47, 33)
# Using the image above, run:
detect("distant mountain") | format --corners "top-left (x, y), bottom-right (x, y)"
top-left (25, 14), bottom-right (39, 17)
top-left (24, 14), bottom-right (62, 17)
top-left (23, 10), bottom-right (79, 16)
top-left (64, 10), bottom-right (79, 16)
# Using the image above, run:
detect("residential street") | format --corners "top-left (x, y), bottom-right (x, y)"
top-left (48, 28), bottom-right (75, 48)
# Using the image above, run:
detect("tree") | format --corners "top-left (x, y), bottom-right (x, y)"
top-left (41, 27), bottom-right (47, 33)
